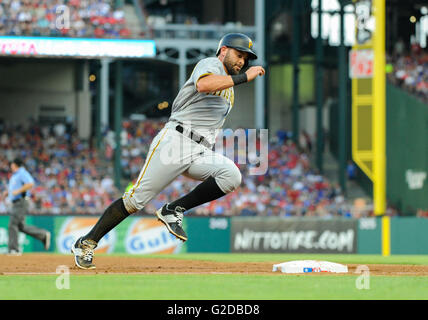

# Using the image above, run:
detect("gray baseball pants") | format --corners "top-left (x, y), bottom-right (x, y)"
top-left (122, 124), bottom-right (242, 214)
top-left (8, 198), bottom-right (47, 252)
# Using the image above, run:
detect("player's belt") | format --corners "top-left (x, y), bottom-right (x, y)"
top-left (175, 125), bottom-right (212, 149)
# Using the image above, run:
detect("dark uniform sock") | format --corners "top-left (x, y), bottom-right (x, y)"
top-left (82, 198), bottom-right (130, 243)
top-left (168, 176), bottom-right (226, 212)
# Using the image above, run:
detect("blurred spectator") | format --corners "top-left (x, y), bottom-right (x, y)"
top-left (417, 209), bottom-right (428, 218)
top-left (298, 130), bottom-right (312, 154)
top-left (387, 44), bottom-right (428, 103)
top-left (393, 38), bottom-right (405, 60)
top-left (346, 161), bottom-right (357, 180)
top-left (0, 120), bottom-right (119, 214)
top-left (0, 0), bottom-right (131, 38)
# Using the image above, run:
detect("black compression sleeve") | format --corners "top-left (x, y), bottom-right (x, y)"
top-left (168, 176), bottom-right (226, 212)
top-left (83, 198), bottom-right (130, 243)
top-left (231, 73), bottom-right (248, 86)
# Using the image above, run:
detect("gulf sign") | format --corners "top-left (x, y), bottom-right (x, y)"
top-left (125, 218), bottom-right (182, 254)
top-left (56, 217), bottom-right (116, 254)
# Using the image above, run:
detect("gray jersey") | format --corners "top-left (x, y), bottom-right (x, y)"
top-left (169, 57), bottom-right (235, 144)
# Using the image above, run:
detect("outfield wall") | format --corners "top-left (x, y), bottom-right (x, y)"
top-left (1, 216), bottom-right (427, 255)
top-left (328, 83), bottom-right (428, 214)
top-left (386, 84), bottom-right (428, 215)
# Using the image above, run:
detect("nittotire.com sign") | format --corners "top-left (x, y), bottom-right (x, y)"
top-left (231, 218), bottom-right (357, 253)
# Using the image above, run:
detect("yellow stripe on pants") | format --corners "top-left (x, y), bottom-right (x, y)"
top-left (128, 128), bottom-right (169, 198)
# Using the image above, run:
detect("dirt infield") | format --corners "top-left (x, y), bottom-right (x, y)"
top-left (1, 254), bottom-right (428, 276)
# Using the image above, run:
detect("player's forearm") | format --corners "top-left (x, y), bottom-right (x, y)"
top-left (21, 183), bottom-right (33, 192)
top-left (13, 183), bottom-right (33, 195)
top-left (196, 74), bottom-right (235, 93)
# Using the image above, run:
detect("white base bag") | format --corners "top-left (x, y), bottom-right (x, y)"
top-left (272, 260), bottom-right (348, 274)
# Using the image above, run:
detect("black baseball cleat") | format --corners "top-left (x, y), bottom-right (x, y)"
top-left (71, 237), bottom-right (97, 270)
top-left (156, 204), bottom-right (188, 242)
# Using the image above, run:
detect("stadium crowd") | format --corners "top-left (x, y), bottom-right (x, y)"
top-left (387, 42), bottom-right (428, 103)
top-left (105, 120), bottom-right (363, 218)
top-left (0, 0), bottom-right (131, 38)
top-left (0, 120), bottom-right (118, 214)
top-left (0, 118), bottom-right (370, 218)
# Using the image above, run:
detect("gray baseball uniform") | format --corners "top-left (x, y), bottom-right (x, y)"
top-left (122, 57), bottom-right (241, 214)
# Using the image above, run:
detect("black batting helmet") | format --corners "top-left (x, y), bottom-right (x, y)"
top-left (216, 33), bottom-right (258, 60)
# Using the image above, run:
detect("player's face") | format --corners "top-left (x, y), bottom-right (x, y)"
top-left (10, 163), bottom-right (18, 173)
top-left (223, 48), bottom-right (249, 75)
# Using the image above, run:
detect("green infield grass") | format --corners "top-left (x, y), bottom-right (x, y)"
top-left (1, 253), bottom-right (428, 300)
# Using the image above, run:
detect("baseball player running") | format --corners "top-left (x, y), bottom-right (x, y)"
top-left (72, 33), bottom-right (265, 269)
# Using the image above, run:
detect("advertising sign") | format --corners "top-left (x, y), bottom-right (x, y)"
top-left (125, 218), bottom-right (183, 254)
top-left (0, 37), bottom-right (156, 58)
top-left (0, 216), bottom-right (33, 254)
top-left (54, 216), bottom-right (184, 255)
top-left (56, 217), bottom-right (116, 254)
top-left (186, 217), bottom-right (231, 253)
top-left (349, 49), bottom-right (374, 79)
top-left (231, 218), bottom-right (357, 253)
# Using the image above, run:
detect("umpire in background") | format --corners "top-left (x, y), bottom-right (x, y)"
top-left (2, 158), bottom-right (50, 255)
